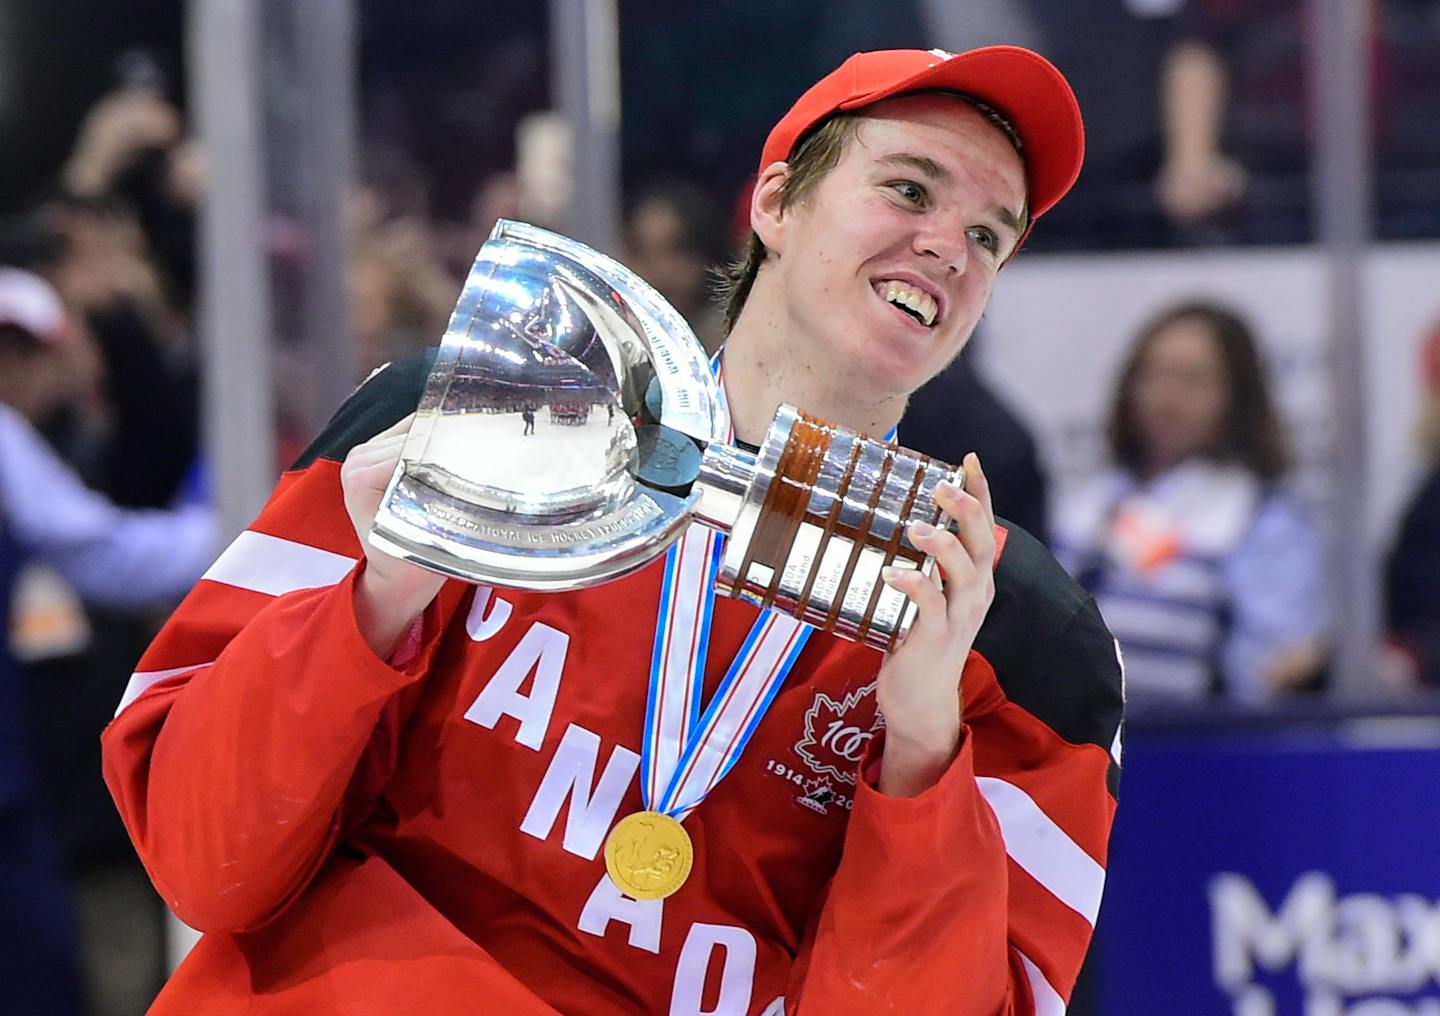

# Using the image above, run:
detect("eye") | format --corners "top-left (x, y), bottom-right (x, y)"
top-left (967, 225), bottom-right (1001, 256)
top-left (887, 180), bottom-right (928, 206)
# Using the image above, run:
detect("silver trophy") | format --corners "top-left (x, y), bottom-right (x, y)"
top-left (372, 220), bottom-right (963, 653)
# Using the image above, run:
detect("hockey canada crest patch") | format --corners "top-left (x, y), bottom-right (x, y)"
top-left (793, 682), bottom-right (885, 786)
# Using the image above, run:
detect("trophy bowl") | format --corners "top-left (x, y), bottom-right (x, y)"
top-left (370, 219), bottom-right (728, 591)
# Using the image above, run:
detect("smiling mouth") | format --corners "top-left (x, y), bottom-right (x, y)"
top-left (873, 280), bottom-right (940, 328)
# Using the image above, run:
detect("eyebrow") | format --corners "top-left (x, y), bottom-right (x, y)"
top-left (877, 151), bottom-right (1026, 240)
top-left (878, 152), bottom-right (952, 185)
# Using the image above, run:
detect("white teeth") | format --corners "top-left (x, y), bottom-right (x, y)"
top-left (878, 280), bottom-right (938, 327)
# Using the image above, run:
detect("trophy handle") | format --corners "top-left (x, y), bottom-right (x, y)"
top-left (691, 405), bottom-right (964, 654)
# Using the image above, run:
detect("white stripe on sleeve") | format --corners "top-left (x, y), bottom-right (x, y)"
top-left (1017, 949), bottom-right (1067, 1015)
top-left (203, 530), bottom-right (356, 597)
top-left (115, 663), bottom-right (214, 716)
top-left (976, 776), bottom-right (1106, 927)
top-left (113, 533), bottom-right (357, 716)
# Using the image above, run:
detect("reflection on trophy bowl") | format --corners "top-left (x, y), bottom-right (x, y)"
top-left (371, 219), bottom-right (727, 591)
top-left (408, 387), bottom-right (633, 525)
top-left (371, 219), bottom-right (962, 652)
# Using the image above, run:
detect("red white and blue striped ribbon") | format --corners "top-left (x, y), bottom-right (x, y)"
top-left (641, 355), bottom-right (814, 822)
top-left (640, 355), bottom-right (895, 823)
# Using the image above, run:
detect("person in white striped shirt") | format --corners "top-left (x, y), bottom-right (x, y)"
top-left (0, 266), bottom-right (215, 1016)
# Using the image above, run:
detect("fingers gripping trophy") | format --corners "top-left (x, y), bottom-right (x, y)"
top-left (369, 219), bottom-right (966, 901)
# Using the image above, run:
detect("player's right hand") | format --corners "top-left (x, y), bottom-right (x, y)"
top-left (340, 413), bottom-right (447, 657)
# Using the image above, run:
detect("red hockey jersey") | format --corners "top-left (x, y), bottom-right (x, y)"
top-left (102, 353), bottom-right (1124, 1015)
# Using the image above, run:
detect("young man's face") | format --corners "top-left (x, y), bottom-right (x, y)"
top-left (760, 94), bottom-right (1028, 403)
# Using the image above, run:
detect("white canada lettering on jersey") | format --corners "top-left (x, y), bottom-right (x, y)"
top-left (670, 923), bottom-right (757, 1016)
top-left (520, 723), bottom-right (640, 860)
top-left (466, 586), bottom-right (514, 642)
top-left (577, 874), bottom-right (664, 955)
top-left (463, 622), bottom-right (568, 749)
top-left (461, 610), bottom-right (762, 1010)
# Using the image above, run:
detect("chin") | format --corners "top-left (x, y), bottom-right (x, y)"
top-left (869, 337), bottom-right (943, 392)
top-left (848, 357), bottom-right (927, 407)
top-left (809, 316), bottom-right (935, 402)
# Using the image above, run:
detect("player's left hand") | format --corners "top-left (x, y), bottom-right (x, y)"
top-left (874, 452), bottom-right (996, 797)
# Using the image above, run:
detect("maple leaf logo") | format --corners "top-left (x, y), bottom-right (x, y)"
top-left (801, 776), bottom-right (833, 798)
top-left (795, 776), bottom-right (835, 815)
top-left (793, 681), bottom-right (884, 786)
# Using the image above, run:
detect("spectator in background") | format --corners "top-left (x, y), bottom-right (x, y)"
top-left (434, 170), bottom-right (524, 284)
top-left (344, 147), bottom-right (460, 376)
top-left (1054, 301), bottom-right (1328, 707)
top-left (0, 267), bottom-right (104, 434)
top-left (59, 71), bottom-right (199, 314)
top-left (349, 212), bottom-right (457, 376)
top-left (1, 60), bottom-right (201, 502)
top-left (1155, 2), bottom-right (1275, 235)
top-left (1, 238), bottom-right (201, 1016)
top-left (12, 199), bottom-right (200, 508)
top-left (623, 177), bottom-right (728, 352)
top-left (1384, 320), bottom-right (1440, 688)
top-left (0, 267), bottom-right (216, 1016)
top-left (6, 80), bottom-right (204, 1016)
top-left (1157, 0), bottom-right (1440, 244)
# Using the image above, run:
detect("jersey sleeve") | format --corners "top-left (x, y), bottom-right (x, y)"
top-left (786, 525), bottom-right (1125, 1015)
top-left (100, 352), bottom-right (464, 934)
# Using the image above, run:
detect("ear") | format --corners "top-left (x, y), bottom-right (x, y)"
top-left (750, 160), bottom-right (791, 255)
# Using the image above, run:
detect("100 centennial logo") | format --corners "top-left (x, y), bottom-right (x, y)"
top-left (792, 682), bottom-right (886, 786)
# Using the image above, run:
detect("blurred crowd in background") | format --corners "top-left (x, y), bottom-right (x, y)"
top-left (1, 1), bottom-right (1439, 1013)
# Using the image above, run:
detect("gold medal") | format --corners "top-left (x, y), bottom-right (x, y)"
top-left (603, 810), bottom-right (694, 900)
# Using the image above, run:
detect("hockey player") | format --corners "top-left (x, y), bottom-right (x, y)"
top-left (103, 47), bottom-right (1124, 1014)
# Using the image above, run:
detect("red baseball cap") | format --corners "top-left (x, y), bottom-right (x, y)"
top-left (761, 47), bottom-right (1085, 228)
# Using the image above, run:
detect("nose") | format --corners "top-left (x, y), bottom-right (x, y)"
top-left (914, 219), bottom-right (967, 275)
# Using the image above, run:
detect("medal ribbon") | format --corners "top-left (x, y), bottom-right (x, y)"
top-left (641, 355), bottom-right (894, 824)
